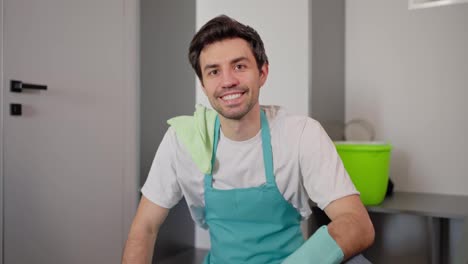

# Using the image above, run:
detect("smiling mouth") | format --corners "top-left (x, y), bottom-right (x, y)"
top-left (220, 92), bottom-right (245, 102)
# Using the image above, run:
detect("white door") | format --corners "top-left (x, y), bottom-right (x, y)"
top-left (0, 0), bottom-right (138, 263)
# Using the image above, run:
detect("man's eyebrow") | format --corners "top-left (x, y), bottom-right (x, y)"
top-left (202, 57), bottom-right (251, 72)
top-left (203, 63), bottom-right (219, 72)
top-left (231, 57), bottom-right (249, 64)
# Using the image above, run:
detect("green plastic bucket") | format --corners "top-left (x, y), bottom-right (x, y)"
top-left (334, 141), bottom-right (392, 205)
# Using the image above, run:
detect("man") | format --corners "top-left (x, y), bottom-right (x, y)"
top-left (123, 15), bottom-right (374, 264)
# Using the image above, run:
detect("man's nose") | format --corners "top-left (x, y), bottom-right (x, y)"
top-left (221, 70), bottom-right (240, 88)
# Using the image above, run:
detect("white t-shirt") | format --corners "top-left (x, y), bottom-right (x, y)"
top-left (142, 106), bottom-right (358, 228)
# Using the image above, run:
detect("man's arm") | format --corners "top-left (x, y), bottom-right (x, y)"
top-left (324, 194), bottom-right (375, 260)
top-left (122, 196), bottom-right (169, 264)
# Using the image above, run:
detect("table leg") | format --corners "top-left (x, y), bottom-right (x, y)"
top-left (440, 218), bottom-right (449, 264)
top-left (428, 217), bottom-right (451, 264)
top-left (454, 218), bottom-right (468, 264)
top-left (427, 217), bottom-right (441, 264)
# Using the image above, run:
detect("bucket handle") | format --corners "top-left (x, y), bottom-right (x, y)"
top-left (344, 119), bottom-right (376, 141)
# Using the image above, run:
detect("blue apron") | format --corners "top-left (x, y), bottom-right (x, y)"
top-left (202, 110), bottom-right (304, 264)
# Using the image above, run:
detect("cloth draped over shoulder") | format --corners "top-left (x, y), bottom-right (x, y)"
top-left (167, 104), bottom-right (217, 174)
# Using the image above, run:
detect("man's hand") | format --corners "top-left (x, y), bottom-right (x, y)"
top-left (122, 196), bottom-right (169, 264)
top-left (324, 194), bottom-right (375, 260)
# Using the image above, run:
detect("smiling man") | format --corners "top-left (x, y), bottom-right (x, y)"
top-left (122, 15), bottom-right (374, 264)
top-left (200, 38), bottom-right (264, 120)
top-left (199, 37), bottom-right (267, 140)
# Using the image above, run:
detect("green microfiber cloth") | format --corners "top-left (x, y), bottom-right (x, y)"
top-left (167, 104), bottom-right (217, 174)
top-left (282, 225), bottom-right (344, 264)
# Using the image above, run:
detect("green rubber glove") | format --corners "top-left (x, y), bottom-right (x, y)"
top-left (282, 225), bottom-right (344, 264)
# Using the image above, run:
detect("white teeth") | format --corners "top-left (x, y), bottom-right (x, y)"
top-left (222, 93), bottom-right (241, 100)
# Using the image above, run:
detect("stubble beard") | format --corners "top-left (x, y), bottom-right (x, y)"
top-left (216, 100), bottom-right (254, 120)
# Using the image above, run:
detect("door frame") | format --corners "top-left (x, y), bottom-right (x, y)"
top-left (121, 0), bottom-right (140, 247)
top-left (0, 1), bottom-right (140, 263)
top-left (1, 0), bottom-right (5, 261)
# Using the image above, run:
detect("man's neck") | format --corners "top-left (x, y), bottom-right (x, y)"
top-left (219, 106), bottom-right (261, 141)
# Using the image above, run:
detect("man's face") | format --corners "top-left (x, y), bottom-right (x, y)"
top-left (199, 38), bottom-right (268, 120)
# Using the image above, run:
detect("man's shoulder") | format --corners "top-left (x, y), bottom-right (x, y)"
top-left (162, 126), bottom-right (191, 156)
top-left (261, 105), bottom-right (321, 130)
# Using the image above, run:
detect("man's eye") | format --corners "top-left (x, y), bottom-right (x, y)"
top-left (208, 69), bottom-right (219, 76)
top-left (235, 64), bottom-right (246, 70)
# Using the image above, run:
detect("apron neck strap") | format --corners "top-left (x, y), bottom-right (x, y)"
top-left (260, 110), bottom-right (275, 184)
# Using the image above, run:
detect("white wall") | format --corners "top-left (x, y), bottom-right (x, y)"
top-left (346, 0), bottom-right (468, 196)
top-left (346, 1), bottom-right (468, 262)
top-left (196, 0), bottom-right (310, 116)
top-left (195, 0), bottom-right (311, 249)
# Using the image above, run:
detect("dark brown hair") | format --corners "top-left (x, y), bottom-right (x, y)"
top-left (188, 15), bottom-right (269, 80)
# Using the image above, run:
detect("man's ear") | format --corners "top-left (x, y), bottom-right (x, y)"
top-left (259, 63), bottom-right (269, 87)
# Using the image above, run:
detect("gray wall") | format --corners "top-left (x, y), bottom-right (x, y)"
top-left (310, 0), bottom-right (345, 140)
top-left (346, 1), bottom-right (468, 263)
top-left (140, 0), bottom-right (196, 261)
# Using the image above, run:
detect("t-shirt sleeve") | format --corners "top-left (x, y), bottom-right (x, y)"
top-left (141, 128), bottom-right (183, 209)
top-left (299, 118), bottom-right (359, 210)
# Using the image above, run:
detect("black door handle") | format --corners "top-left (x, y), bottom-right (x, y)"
top-left (10, 103), bottom-right (22, 116)
top-left (11, 80), bottom-right (47, 93)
